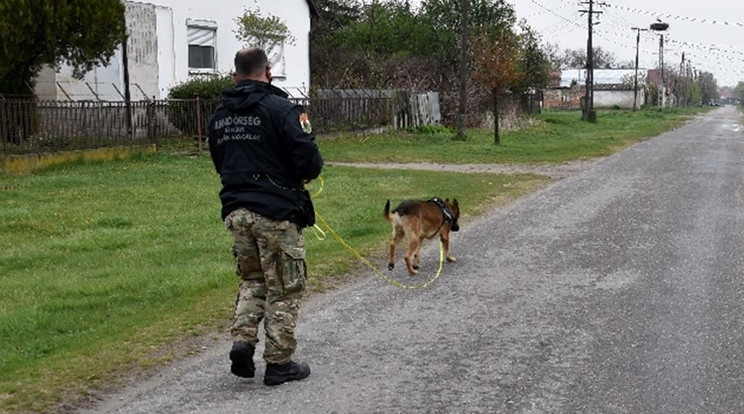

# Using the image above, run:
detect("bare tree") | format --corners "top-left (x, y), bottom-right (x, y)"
top-left (557, 47), bottom-right (617, 69)
top-left (469, 28), bottom-right (524, 144)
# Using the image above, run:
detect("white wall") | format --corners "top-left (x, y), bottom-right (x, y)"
top-left (131, 0), bottom-right (313, 98)
top-left (594, 89), bottom-right (645, 110)
top-left (35, 0), bottom-right (312, 101)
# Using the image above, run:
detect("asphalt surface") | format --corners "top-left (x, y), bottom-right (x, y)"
top-left (82, 106), bottom-right (744, 414)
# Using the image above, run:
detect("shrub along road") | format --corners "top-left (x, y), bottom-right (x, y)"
top-left (82, 106), bottom-right (744, 413)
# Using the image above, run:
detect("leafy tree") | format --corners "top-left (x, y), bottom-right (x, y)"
top-left (513, 20), bottom-right (551, 94)
top-left (0, 0), bottom-right (126, 97)
top-left (409, 0), bottom-right (519, 127)
top-left (734, 81), bottom-right (744, 104)
top-left (310, 0), bottom-right (363, 87)
top-left (309, 0), bottom-right (549, 128)
top-left (417, 0), bottom-right (516, 65)
top-left (671, 73), bottom-right (701, 107)
top-left (687, 81), bottom-right (702, 106)
top-left (234, 7), bottom-right (296, 49)
top-left (469, 26), bottom-right (523, 144)
top-left (330, 0), bottom-right (419, 55)
top-left (697, 71), bottom-right (720, 105)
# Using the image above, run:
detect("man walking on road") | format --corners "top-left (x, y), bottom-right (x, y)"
top-left (207, 47), bottom-right (323, 386)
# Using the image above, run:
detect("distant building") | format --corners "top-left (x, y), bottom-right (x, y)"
top-left (544, 68), bottom-right (646, 110)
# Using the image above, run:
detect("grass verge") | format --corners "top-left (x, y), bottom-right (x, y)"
top-left (0, 154), bottom-right (546, 412)
top-left (319, 107), bottom-right (707, 163)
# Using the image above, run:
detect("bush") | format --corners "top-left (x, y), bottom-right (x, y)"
top-left (411, 124), bottom-right (452, 134)
top-left (166, 74), bottom-right (234, 136)
top-left (167, 74), bottom-right (234, 100)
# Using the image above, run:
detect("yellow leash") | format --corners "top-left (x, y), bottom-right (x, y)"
top-left (306, 177), bottom-right (446, 289)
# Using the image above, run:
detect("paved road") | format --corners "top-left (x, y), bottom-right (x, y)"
top-left (83, 106), bottom-right (744, 414)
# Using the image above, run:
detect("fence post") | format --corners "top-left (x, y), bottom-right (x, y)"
top-left (147, 100), bottom-right (156, 144)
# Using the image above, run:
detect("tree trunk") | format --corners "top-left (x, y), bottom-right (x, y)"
top-left (456, 0), bottom-right (468, 140)
top-left (493, 88), bottom-right (500, 145)
top-left (1, 66), bottom-right (39, 143)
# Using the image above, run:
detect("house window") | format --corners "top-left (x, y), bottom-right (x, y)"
top-left (189, 43), bottom-right (213, 69)
top-left (187, 19), bottom-right (217, 72)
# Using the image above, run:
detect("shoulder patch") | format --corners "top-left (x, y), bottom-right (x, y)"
top-left (299, 113), bottom-right (312, 134)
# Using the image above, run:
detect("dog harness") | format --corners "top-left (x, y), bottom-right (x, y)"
top-left (428, 197), bottom-right (454, 226)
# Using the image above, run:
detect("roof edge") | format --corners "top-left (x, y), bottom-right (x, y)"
top-left (306, 0), bottom-right (319, 17)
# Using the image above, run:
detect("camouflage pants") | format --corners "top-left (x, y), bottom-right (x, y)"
top-left (224, 208), bottom-right (307, 365)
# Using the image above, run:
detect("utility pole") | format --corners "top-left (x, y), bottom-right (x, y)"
top-left (680, 52), bottom-right (686, 107)
top-left (580, 0), bottom-right (602, 122)
top-left (659, 33), bottom-right (665, 109)
top-left (650, 21), bottom-right (669, 110)
top-left (631, 27), bottom-right (647, 112)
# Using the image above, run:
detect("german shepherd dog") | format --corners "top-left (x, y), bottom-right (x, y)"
top-left (384, 197), bottom-right (460, 276)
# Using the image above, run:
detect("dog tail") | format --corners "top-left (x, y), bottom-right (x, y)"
top-left (384, 199), bottom-right (392, 221)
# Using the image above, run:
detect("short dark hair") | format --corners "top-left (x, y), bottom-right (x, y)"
top-left (234, 48), bottom-right (269, 78)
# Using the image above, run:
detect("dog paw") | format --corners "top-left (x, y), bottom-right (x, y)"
top-left (446, 256), bottom-right (456, 263)
top-left (388, 263), bottom-right (395, 270)
top-left (408, 270), bottom-right (419, 277)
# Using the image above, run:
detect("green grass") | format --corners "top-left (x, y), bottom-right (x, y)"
top-left (0, 107), bottom-right (706, 412)
top-left (0, 154), bottom-right (546, 413)
top-left (320, 107), bottom-right (705, 163)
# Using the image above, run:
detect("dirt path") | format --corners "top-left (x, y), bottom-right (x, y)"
top-left (328, 158), bottom-right (604, 179)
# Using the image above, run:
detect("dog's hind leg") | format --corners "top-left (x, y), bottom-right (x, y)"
top-left (388, 226), bottom-right (405, 270)
top-left (412, 245), bottom-right (422, 270)
top-left (405, 238), bottom-right (421, 276)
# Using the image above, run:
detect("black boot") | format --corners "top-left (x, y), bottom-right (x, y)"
top-left (264, 360), bottom-right (311, 386)
top-left (229, 341), bottom-right (255, 378)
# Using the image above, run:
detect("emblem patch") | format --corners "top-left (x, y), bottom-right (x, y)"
top-left (299, 113), bottom-right (312, 134)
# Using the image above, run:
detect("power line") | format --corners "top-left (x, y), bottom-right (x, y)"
top-left (603, 4), bottom-right (744, 29)
top-left (523, 0), bottom-right (744, 84)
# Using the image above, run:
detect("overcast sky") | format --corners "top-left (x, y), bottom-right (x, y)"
top-left (505, 0), bottom-right (744, 87)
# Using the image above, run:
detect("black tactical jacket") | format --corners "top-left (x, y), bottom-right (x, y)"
top-left (207, 80), bottom-right (323, 226)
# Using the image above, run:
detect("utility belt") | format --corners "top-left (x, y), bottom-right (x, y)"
top-left (249, 172), bottom-right (315, 228)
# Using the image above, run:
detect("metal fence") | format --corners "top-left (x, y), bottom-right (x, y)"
top-left (1, 91), bottom-right (437, 155)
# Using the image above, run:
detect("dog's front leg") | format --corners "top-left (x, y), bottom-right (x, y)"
top-left (441, 232), bottom-right (456, 263)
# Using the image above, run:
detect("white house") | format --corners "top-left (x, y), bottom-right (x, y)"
top-left (35, 0), bottom-right (318, 101)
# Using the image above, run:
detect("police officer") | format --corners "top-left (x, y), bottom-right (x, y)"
top-left (207, 47), bottom-right (323, 386)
